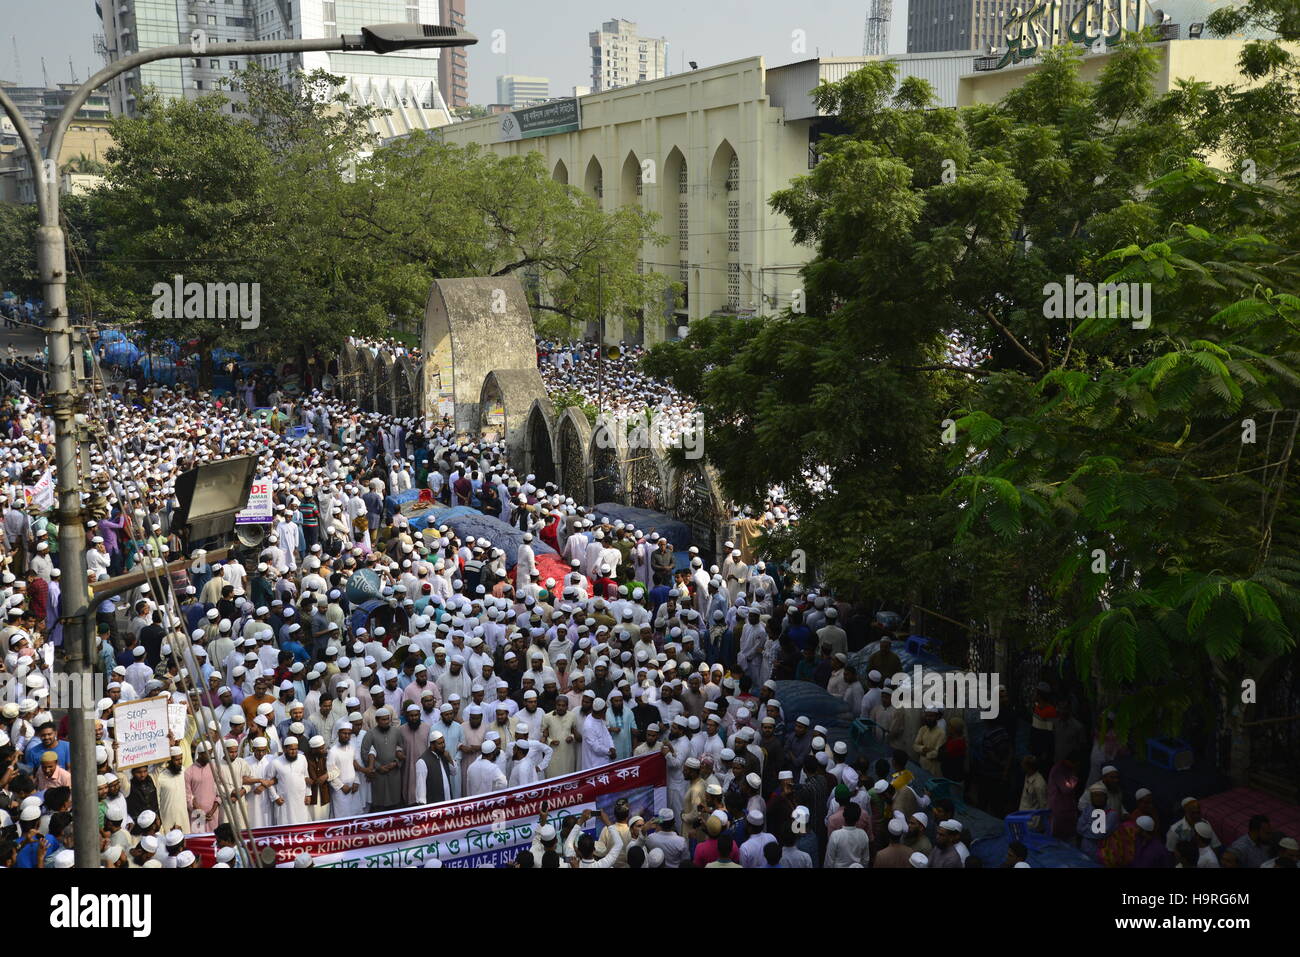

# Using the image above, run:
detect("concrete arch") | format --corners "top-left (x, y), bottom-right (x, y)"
top-left (670, 461), bottom-right (728, 568)
top-left (356, 346), bottom-right (377, 411)
top-left (584, 155), bottom-right (604, 205)
top-left (625, 420), bottom-right (672, 512)
top-left (481, 368), bottom-right (553, 466)
top-left (375, 348), bottom-right (395, 416)
top-left (422, 276), bottom-right (538, 432)
top-left (338, 341), bottom-right (360, 405)
top-left (590, 416), bottom-right (626, 506)
top-left (394, 355), bottom-right (419, 419)
top-left (556, 406), bottom-right (594, 506)
top-left (709, 139), bottom-right (741, 315)
top-left (524, 399), bottom-right (557, 487)
top-left (553, 158), bottom-right (569, 184)
top-left (620, 150), bottom-right (642, 207)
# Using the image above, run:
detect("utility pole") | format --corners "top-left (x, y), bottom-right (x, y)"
top-left (596, 264), bottom-right (604, 414)
top-left (0, 21), bottom-right (476, 868)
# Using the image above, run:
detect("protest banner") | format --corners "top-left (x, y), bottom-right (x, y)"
top-left (236, 478), bottom-right (272, 524)
top-left (188, 751), bottom-right (666, 868)
top-left (111, 695), bottom-right (173, 770)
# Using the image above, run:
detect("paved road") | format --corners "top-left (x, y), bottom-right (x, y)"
top-left (0, 323), bottom-right (47, 357)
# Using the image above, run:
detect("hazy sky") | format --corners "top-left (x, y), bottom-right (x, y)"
top-left (0, 0), bottom-right (909, 103)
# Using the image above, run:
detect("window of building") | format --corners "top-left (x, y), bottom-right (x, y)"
top-left (211, 59), bottom-right (220, 70)
top-left (727, 263), bottom-right (740, 311)
top-left (727, 199), bottom-right (739, 253)
top-left (207, 15), bottom-right (217, 25)
top-left (725, 154), bottom-right (739, 192)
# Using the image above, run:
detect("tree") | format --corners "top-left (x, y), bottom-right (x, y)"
top-left (646, 34), bottom-right (1300, 749)
top-left (338, 135), bottom-right (673, 338)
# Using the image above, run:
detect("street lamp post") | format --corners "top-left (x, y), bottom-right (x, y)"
top-left (0, 23), bottom-right (474, 867)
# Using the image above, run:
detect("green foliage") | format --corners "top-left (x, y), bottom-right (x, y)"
top-left (549, 388), bottom-right (598, 425)
top-left (648, 34), bottom-right (1300, 742)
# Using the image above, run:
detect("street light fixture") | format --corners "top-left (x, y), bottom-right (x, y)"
top-left (0, 22), bottom-right (474, 869)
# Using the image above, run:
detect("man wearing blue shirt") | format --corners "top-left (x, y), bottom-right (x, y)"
top-left (22, 723), bottom-right (69, 771)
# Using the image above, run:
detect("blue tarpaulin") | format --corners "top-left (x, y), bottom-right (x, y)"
top-left (414, 505), bottom-right (557, 569)
top-left (592, 503), bottom-right (692, 552)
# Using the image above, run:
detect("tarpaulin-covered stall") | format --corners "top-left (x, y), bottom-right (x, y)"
top-left (593, 503), bottom-right (691, 553)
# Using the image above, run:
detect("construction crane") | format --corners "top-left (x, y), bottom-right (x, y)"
top-left (864, 0), bottom-right (893, 56)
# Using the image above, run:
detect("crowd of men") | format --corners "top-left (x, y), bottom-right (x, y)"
top-left (0, 342), bottom-right (1295, 870)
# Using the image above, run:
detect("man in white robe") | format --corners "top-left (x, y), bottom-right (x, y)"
top-left (270, 737), bottom-right (311, 825)
top-left (465, 739), bottom-right (508, 796)
top-left (509, 736), bottom-right (554, 787)
top-left (243, 738), bottom-right (278, 829)
top-left (581, 699), bottom-right (617, 771)
top-left (327, 725), bottom-right (364, 819)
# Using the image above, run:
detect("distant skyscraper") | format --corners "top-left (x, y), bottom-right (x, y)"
top-left (496, 75), bottom-right (550, 108)
top-left (96, 0), bottom-right (456, 136)
top-left (438, 0), bottom-right (469, 109)
top-left (588, 19), bottom-right (667, 93)
top-left (907, 0), bottom-right (1088, 53)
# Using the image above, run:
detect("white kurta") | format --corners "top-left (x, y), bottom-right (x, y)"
top-left (465, 756), bottom-right (507, 796)
top-left (327, 743), bottom-right (364, 819)
top-left (509, 741), bottom-right (554, 787)
top-left (580, 714), bottom-right (615, 770)
top-left (270, 754), bottom-right (311, 825)
top-left (244, 754), bottom-right (278, 829)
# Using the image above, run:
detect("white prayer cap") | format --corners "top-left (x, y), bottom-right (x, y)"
top-left (308, 735), bottom-right (326, 748)
top-left (1135, 787), bottom-right (1152, 800)
top-left (175, 850), bottom-right (196, 868)
top-left (1101, 764), bottom-right (1118, 776)
top-left (429, 729), bottom-right (444, 742)
top-left (888, 818), bottom-right (906, 836)
top-left (909, 852), bottom-right (930, 868)
top-left (1014, 861), bottom-right (1032, 868)
top-left (481, 739), bottom-right (497, 754)
top-left (539, 824), bottom-right (557, 841)
top-left (293, 851), bottom-right (314, 868)
top-left (1194, 821), bottom-right (1214, 839)
top-left (215, 846), bottom-right (237, 863)
top-left (283, 736), bottom-right (299, 747)
top-left (939, 819), bottom-right (962, 832)
top-left (1136, 815), bottom-right (1155, 832)
top-left (137, 809), bottom-right (157, 828)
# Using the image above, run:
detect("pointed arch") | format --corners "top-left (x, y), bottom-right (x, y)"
top-left (557, 406), bottom-right (594, 506)
top-left (524, 399), bottom-right (557, 487)
top-left (356, 347), bottom-right (376, 411)
top-left (339, 341), bottom-right (360, 405)
top-left (374, 349), bottom-right (394, 416)
top-left (589, 416), bottom-right (625, 506)
top-left (620, 150), bottom-right (643, 207)
top-left (583, 155), bottom-right (604, 205)
top-left (394, 355), bottom-right (418, 419)
top-left (553, 158), bottom-right (569, 184)
top-left (709, 139), bottom-right (741, 315)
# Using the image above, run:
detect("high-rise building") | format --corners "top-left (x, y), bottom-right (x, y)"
top-left (96, 1), bottom-right (456, 137)
top-left (438, 0), bottom-right (469, 110)
top-left (908, 0), bottom-right (1088, 53)
top-left (496, 74), bottom-right (550, 108)
top-left (588, 19), bottom-right (667, 93)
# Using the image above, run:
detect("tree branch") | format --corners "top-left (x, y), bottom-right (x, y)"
top-left (983, 307), bottom-right (1045, 369)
